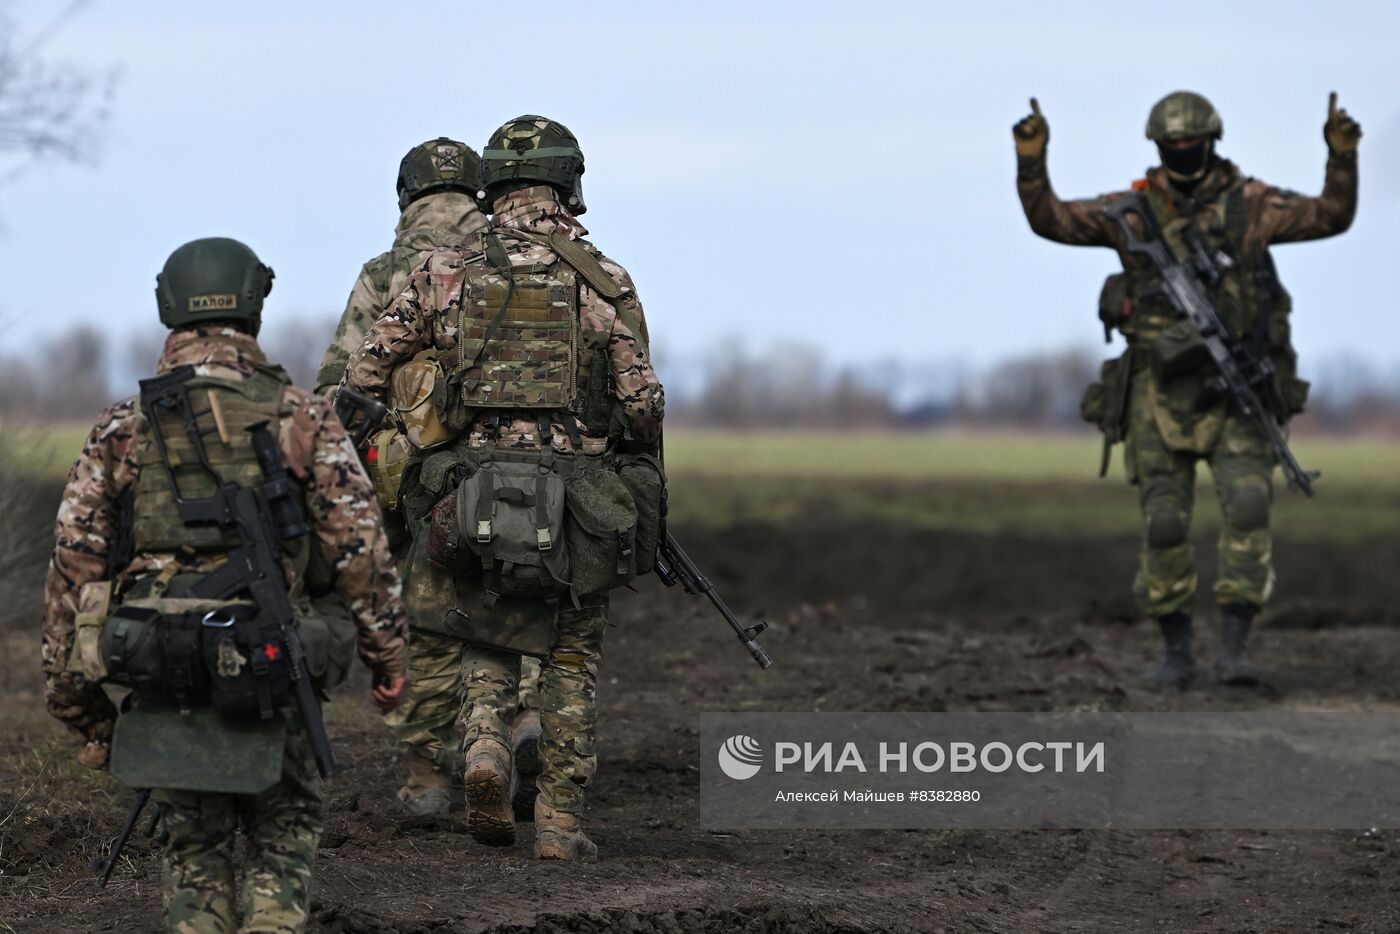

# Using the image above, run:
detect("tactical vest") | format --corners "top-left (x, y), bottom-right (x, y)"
top-left (131, 365), bottom-right (297, 557)
top-left (1120, 180), bottom-right (1292, 363)
top-left (442, 231), bottom-right (622, 438)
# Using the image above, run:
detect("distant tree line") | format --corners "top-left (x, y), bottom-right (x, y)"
top-left (8, 320), bottom-right (1400, 435)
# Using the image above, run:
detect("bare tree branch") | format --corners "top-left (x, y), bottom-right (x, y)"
top-left (0, 0), bottom-right (118, 183)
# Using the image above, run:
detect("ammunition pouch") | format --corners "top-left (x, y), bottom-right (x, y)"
top-left (439, 451), bottom-right (572, 599)
top-left (1275, 375), bottom-right (1310, 419)
top-left (423, 447), bottom-right (645, 599)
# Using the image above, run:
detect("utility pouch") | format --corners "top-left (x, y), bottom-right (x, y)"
top-left (99, 604), bottom-right (170, 695)
top-left (201, 605), bottom-right (292, 721)
top-left (1080, 349), bottom-right (1134, 477)
top-left (455, 453), bottom-right (570, 599)
top-left (564, 464), bottom-right (639, 595)
top-left (1097, 274), bottom-right (1131, 341)
top-left (426, 473), bottom-right (483, 577)
top-left (390, 351), bottom-right (454, 451)
top-left (365, 428), bottom-right (411, 512)
top-left (615, 453), bottom-right (666, 575)
top-left (1150, 320), bottom-right (1212, 384)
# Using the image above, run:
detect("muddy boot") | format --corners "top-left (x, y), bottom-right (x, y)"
top-left (1215, 601), bottom-right (1261, 686)
top-left (534, 799), bottom-right (597, 862)
top-left (510, 709), bottom-right (542, 822)
top-left (396, 756), bottom-right (451, 818)
top-left (1141, 611), bottom-right (1195, 690)
top-left (464, 739), bottom-right (516, 846)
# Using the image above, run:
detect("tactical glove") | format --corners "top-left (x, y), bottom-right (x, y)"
top-left (1013, 97), bottom-right (1049, 159)
top-left (1324, 91), bottom-right (1362, 154)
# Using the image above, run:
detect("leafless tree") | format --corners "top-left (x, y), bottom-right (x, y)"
top-left (0, 0), bottom-right (117, 183)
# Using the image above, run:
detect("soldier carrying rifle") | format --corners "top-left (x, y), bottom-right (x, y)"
top-left (1013, 91), bottom-right (1360, 688)
top-left (41, 237), bottom-right (410, 931)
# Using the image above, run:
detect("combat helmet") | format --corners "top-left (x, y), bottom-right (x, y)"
top-left (155, 237), bottom-right (274, 335)
top-left (1145, 91), bottom-right (1223, 142)
top-left (480, 115), bottom-right (587, 214)
top-left (397, 137), bottom-right (482, 210)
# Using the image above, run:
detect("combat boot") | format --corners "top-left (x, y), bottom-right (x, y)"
top-left (396, 755), bottom-right (451, 818)
top-left (464, 739), bottom-right (515, 846)
top-left (534, 799), bottom-right (597, 861)
top-left (1215, 601), bottom-right (1262, 686)
top-left (510, 709), bottom-right (542, 822)
top-left (1141, 611), bottom-right (1195, 690)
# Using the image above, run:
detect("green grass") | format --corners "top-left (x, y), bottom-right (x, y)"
top-left (6, 425), bottom-right (89, 481)
top-left (11, 424), bottom-right (1400, 539)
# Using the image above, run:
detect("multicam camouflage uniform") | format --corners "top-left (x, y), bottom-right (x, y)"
top-left (1015, 92), bottom-right (1358, 683)
top-left (43, 326), bottom-right (410, 932)
top-left (346, 180), bottom-right (663, 853)
top-left (315, 189), bottom-right (489, 396)
top-left (316, 178), bottom-right (543, 812)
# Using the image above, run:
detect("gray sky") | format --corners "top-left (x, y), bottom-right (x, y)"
top-left (4, 0), bottom-right (1398, 374)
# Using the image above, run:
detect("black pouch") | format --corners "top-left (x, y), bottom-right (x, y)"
top-left (200, 605), bottom-right (292, 721)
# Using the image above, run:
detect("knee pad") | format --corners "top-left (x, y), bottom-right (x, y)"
top-left (1226, 479), bottom-right (1271, 532)
top-left (1146, 508), bottom-right (1189, 549)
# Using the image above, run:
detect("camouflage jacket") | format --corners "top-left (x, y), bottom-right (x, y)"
top-left (345, 184), bottom-right (664, 455)
top-left (1017, 151), bottom-right (1358, 295)
top-left (43, 327), bottom-right (411, 747)
top-left (315, 190), bottom-right (489, 395)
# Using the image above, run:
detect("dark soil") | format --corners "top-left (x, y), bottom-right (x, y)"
top-left (5, 518), bottom-right (1400, 932)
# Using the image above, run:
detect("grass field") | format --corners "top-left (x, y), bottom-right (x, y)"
top-left (10, 425), bottom-right (1400, 539)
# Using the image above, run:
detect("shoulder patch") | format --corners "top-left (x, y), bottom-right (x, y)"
top-left (1131, 179), bottom-right (1150, 191)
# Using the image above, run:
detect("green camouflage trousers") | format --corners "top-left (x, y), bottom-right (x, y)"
top-left (1125, 381), bottom-right (1276, 618)
top-left (386, 628), bottom-right (540, 777)
top-left (462, 596), bottom-right (608, 815)
top-left (153, 718), bottom-right (320, 934)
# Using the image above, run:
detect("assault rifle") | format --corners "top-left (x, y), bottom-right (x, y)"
top-left (1104, 195), bottom-right (1318, 496)
top-left (655, 532), bottom-right (773, 670)
top-left (139, 367), bottom-right (338, 777)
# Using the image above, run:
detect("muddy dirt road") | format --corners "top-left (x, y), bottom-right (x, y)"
top-left (5, 521), bottom-right (1400, 932)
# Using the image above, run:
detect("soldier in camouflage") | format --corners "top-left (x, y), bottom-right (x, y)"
top-left (43, 237), bottom-right (410, 932)
top-left (317, 138), bottom-right (542, 820)
top-left (345, 115), bottom-right (664, 859)
top-left (1014, 92), bottom-right (1360, 688)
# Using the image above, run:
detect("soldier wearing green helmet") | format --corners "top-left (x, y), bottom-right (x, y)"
top-left (1013, 91), bottom-right (1360, 689)
top-left (318, 137), bottom-right (545, 821)
top-left (344, 114), bottom-right (665, 861)
top-left (317, 137), bottom-right (489, 398)
top-left (43, 237), bottom-right (410, 931)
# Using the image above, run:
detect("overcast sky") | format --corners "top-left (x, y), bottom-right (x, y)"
top-left (3, 0), bottom-right (1398, 376)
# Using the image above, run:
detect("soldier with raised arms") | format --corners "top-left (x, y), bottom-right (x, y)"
top-left (1014, 92), bottom-right (1360, 688)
